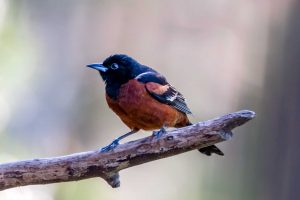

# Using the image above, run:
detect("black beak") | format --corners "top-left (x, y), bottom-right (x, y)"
top-left (86, 63), bottom-right (108, 72)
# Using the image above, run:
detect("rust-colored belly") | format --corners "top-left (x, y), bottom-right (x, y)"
top-left (106, 80), bottom-right (189, 130)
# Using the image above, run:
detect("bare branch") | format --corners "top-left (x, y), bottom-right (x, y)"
top-left (0, 110), bottom-right (255, 190)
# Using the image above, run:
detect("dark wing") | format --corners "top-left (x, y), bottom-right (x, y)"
top-left (135, 71), bottom-right (192, 114)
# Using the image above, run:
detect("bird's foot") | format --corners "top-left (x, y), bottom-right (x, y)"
top-left (100, 139), bottom-right (120, 152)
top-left (152, 126), bottom-right (167, 139)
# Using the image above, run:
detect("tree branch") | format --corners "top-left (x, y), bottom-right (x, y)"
top-left (0, 110), bottom-right (255, 190)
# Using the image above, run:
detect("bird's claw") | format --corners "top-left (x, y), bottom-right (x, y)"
top-left (152, 126), bottom-right (167, 139)
top-left (100, 139), bottom-right (120, 152)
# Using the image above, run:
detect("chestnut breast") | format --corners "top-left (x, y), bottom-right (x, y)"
top-left (106, 79), bottom-right (189, 130)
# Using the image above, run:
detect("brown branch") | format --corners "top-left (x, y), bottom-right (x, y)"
top-left (0, 110), bottom-right (255, 190)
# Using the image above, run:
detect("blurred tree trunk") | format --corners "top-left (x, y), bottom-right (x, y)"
top-left (251, 1), bottom-right (300, 199)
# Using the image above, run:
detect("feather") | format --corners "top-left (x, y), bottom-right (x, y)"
top-left (135, 72), bottom-right (192, 114)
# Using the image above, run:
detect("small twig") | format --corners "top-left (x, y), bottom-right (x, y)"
top-left (0, 110), bottom-right (255, 190)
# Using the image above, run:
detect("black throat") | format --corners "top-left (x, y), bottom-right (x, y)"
top-left (105, 80), bottom-right (125, 100)
top-left (101, 71), bottom-right (132, 100)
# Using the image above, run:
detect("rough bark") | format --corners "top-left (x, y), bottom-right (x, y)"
top-left (0, 110), bottom-right (255, 190)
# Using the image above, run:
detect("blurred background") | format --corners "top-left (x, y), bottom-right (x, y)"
top-left (0, 0), bottom-right (299, 199)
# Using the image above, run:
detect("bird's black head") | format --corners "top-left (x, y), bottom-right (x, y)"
top-left (87, 54), bottom-right (154, 99)
top-left (87, 54), bottom-right (145, 86)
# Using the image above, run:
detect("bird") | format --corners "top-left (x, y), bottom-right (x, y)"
top-left (87, 54), bottom-right (223, 156)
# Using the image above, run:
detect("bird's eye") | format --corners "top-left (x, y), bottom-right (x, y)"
top-left (111, 63), bottom-right (119, 70)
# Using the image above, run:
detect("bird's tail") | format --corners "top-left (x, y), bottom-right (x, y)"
top-left (198, 145), bottom-right (224, 156)
top-left (186, 122), bottom-right (224, 156)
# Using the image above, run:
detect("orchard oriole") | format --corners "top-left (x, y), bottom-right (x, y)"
top-left (87, 54), bottom-right (223, 156)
